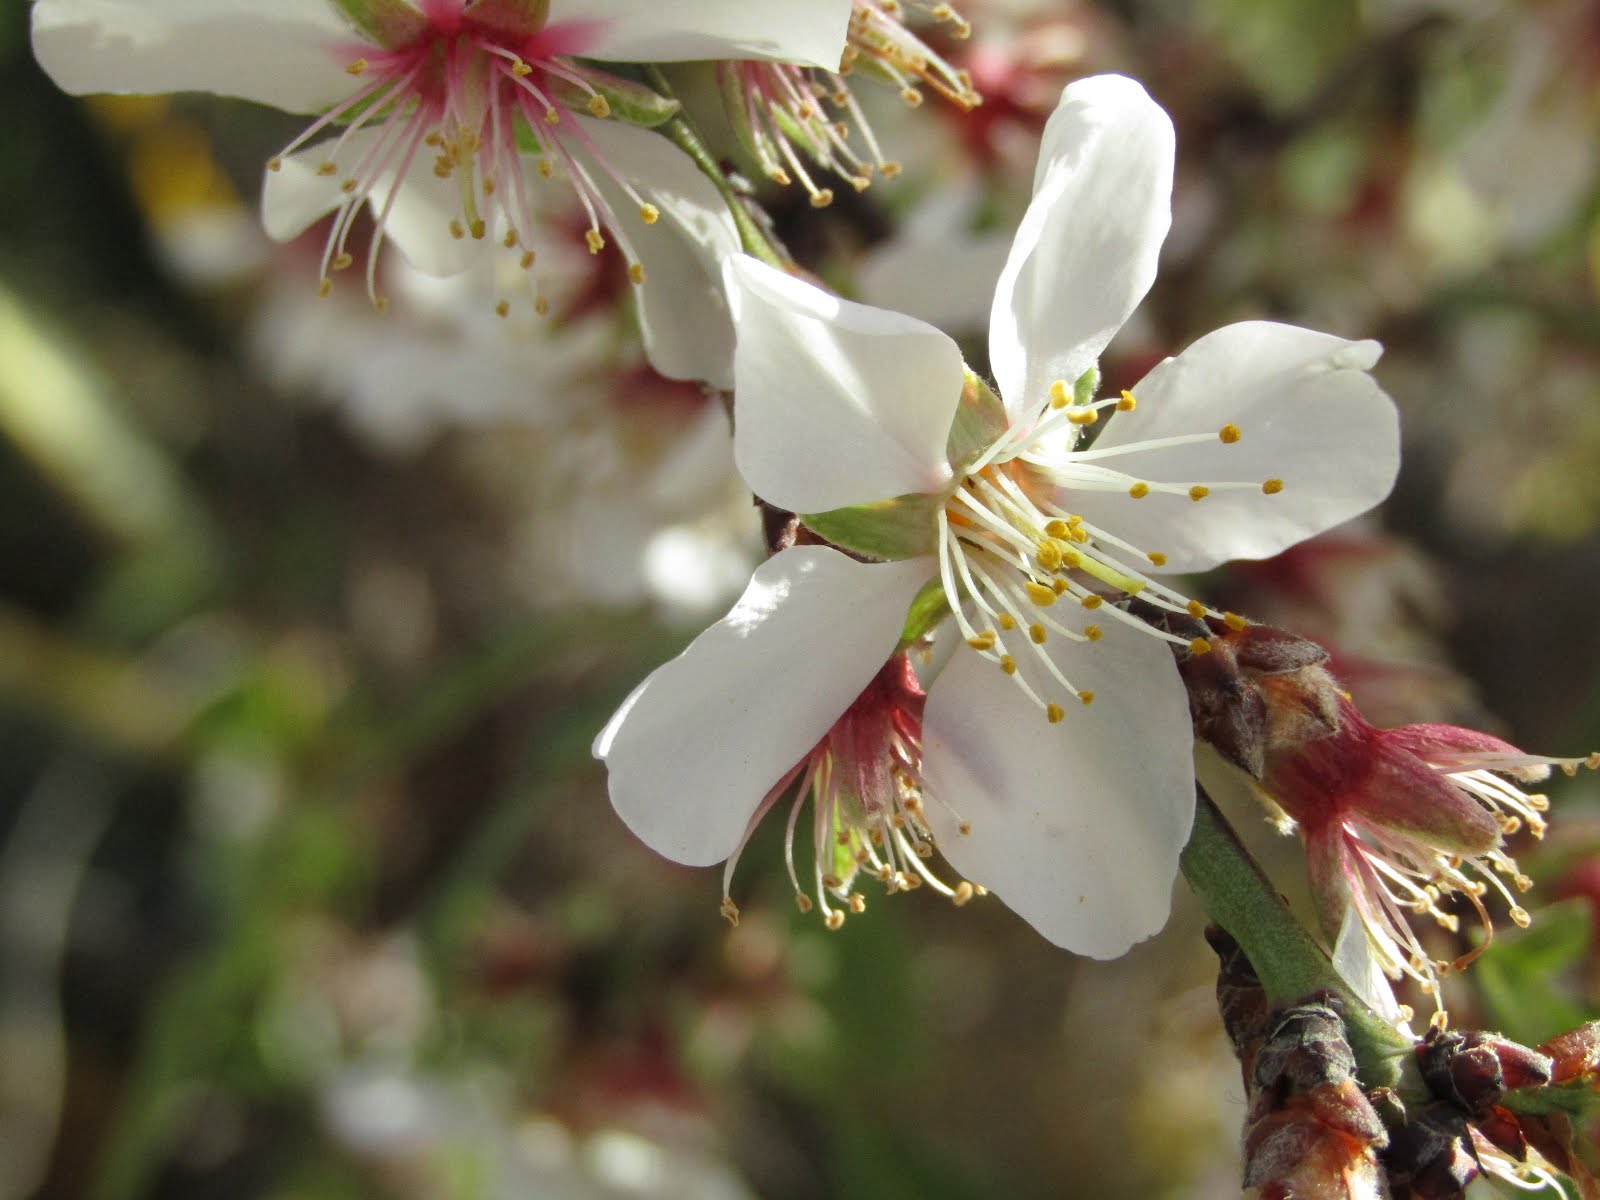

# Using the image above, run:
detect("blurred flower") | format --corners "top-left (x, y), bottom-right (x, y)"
top-left (719, 1), bottom-right (981, 202)
top-left (31, 0), bottom-right (842, 327)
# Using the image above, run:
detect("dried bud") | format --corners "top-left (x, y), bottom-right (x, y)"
top-left (1417, 1028), bottom-right (1553, 1118)
top-left (1382, 1104), bottom-right (1479, 1199)
top-left (1539, 1021), bottom-right (1600, 1085)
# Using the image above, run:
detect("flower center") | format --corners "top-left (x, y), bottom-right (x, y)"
top-left (268, 4), bottom-right (659, 309)
top-left (720, 654), bottom-right (982, 930)
top-left (937, 378), bottom-right (1277, 722)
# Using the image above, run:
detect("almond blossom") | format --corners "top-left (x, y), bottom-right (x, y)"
top-left (30, 0), bottom-right (847, 320)
top-left (597, 74), bottom-right (1401, 960)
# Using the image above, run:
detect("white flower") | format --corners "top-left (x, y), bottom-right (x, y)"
top-left (30, 0), bottom-right (841, 372)
top-left (597, 75), bottom-right (1400, 959)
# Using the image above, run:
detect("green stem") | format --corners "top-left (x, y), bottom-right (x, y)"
top-left (1182, 787), bottom-right (1414, 1087)
top-left (641, 67), bottom-right (788, 269)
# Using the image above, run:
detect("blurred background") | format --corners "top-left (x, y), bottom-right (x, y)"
top-left (3, 0), bottom-right (1600, 1196)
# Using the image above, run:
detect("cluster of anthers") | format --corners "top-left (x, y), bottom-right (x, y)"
top-left (719, 655), bottom-right (982, 930)
top-left (938, 377), bottom-right (1282, 722)
top-left (721, 0), bottom-right (980, 205)
top-left (267, 12), bottom-right (660, 311)
top-left (1332, 741), bottom-right (1600, 1025)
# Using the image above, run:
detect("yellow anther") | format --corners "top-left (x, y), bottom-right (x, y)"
top-left (1046, 703), bottom-right (1065, 724)
top-left (1051, 577), bottom-right (1069, 594)
top-left (1060, 547), bottom-right (1083, 569)
top-left (495, 300), bottom-right (510, 318)
top-left (821, 872), bottom-right (843, 890)
top-left (520, 250), bottom-right (535, 270)
top-left (1078, 691), bottom-right (1095, 706)
top-left (1262, 478), bottom-right (1284, 495)
top-left (332, 252), bottom-right (354, 271)
top-left (373, 296), bottom-right (388, 313)
top-left (952, 881), bottom-right (975, 905)
top-left (1128, 482), bottom-right (1150, 499)
top-left (997, 613), bottom-right (1016, 631)
top-left (1025, 581), bottom-right (1057, 606)
top-left (810, 188), bottom-right (835, 208)
top-left (316, 278), bottom-right (333, 298)
top-left (449, 219), bottom-right (466, 239)
top-left (720, 897), bottom-right (740, 926)
top-left (825, 910), bottom-right (845, 931)
top-left (999, 655), bottom-right (1017, 675)
top-left (1188, 485), bottom-right (1210, 502)
top-left (1223, 612), bottom-right (1248, 631)
top-left (849, 175), bottom-right (871, 192)
top-left (502, 229), bottom-right (519, 248)
top-left (1118, 390), bottom-right (1137, 411)
top-left (1049, 380), bottom-right (1070, 409)
top-left (587, 94), bottom-right (611, 118)
top-left (1188, 637), bottom-right (1213, 655)
top-left (1080, 594), bottom-right (1103, 610)
top-left (1147, 551), bottom-right (1167, 567)
top-left (901, 87), bottom-right (924, 107)
top-left (534, 296), bottom-right (550, 316)
top-left (544, 108), bottom-right (561, 126)
top-left (1084, 624), bottom-right (1103, 641)
top-left (628, 262), bottom-right (645, 285)
top-left (639, 202), bottom-right (659, 224)
top-left (340, 178), bottom-right (358, 194)
top-left (585, 229), bottom-right (605, 254)
top-left (1185, 600), bottom-right (1206, 619)
top-left (958, 821), bottom-right (972, 836)
top-left (849, 893), bottom-right (866, 914)
top-left (469, 218), bottom-right (486, 240)
top-left (346, 58), bottom-right (368, 75)
top-left (1510, 906), bottom-right (1531, 928)
top-left (880, 161), bottom-right (903, 178)
top-left (483, 177), bottom-right (496, 196)
top-left (1029, 623), bottom-right (1047, 645)
top-left (512, 59), bottom-right (532, 77)
top-left (1045, 519), bottom-right (1071, 538)
top-left (267, 156), bottom-right (283, 172)
top-left (1219, 423), bottom-right (1242, 444)
top-left (966, 631), bottom-right (996, 651)
top-left (1067, 408), bottom-right (1098, 426)
top-left (316, 161), bottom-right (338, 176)
top-left (1036, 541), bottom-right (1063, 571)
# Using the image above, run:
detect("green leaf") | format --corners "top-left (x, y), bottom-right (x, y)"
top-left (944, 370), bottom-right (1007, 471)
top-left (802, 493), bottom-right (942, 561)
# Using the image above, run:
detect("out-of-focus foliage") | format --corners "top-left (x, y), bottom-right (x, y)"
top-left (3, 1), bottom-right (1600, 1198)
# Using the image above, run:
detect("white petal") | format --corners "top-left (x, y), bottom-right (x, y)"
top-left (921, 620), bottom-right (1195, 958)
top-left (1072, 321), bottom-right (1399, 573)
top-left (729, 256), bottom-right (962, 513)
top-left (557, 0), bottom-right (851, 69)
top-left (570, 117), bottom-right (741, 389)
top-left (989, 75), bottom-right (1174, 419)
top-left (32, 0), bottom-right (357, 112)
top-left (260, 128), bottom-right (475, 277)
top-left (595, 548), bottom-right (933, 867)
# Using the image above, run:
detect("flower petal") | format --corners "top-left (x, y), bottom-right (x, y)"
top-left (595, 548), bottom-right (933, 867)
top-left (988, 75), bottom-right (1174, 419)
top-left (558, 0), bottom-right (852, 69)
top-left (1071, 321), bottom-right (1399, 573)
top-left (260, 128), bottom-right (475, 277)
top-left (570, 117), bottom-right (742, 389)
top-left (31, 0), bottom-right (357, 112)
top-left (921, 619), bottom-right (1195, 958)
top-left (729, 256), bottom-right (962, 513)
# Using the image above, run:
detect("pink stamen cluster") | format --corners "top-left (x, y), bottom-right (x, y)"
top-left (268, 2), bottom-right (658, 308)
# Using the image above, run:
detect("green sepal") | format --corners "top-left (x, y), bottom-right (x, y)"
top-left (326, 0), bottom-right (429, 47)
top-left (801, 493), bottom-right (941, 562)
top-left (549, 66), bottom-right (681, 128)
top-left (1072, 364), bottom-right (1099, 407)
top-left (898, 578), bottom-right (951, 646)
top-left (716, 63), bottom-right (769, 172)
top-left (463, 0), bottom-right (550, 36)
top-left (944, 370), bottom-right (1008, 471)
